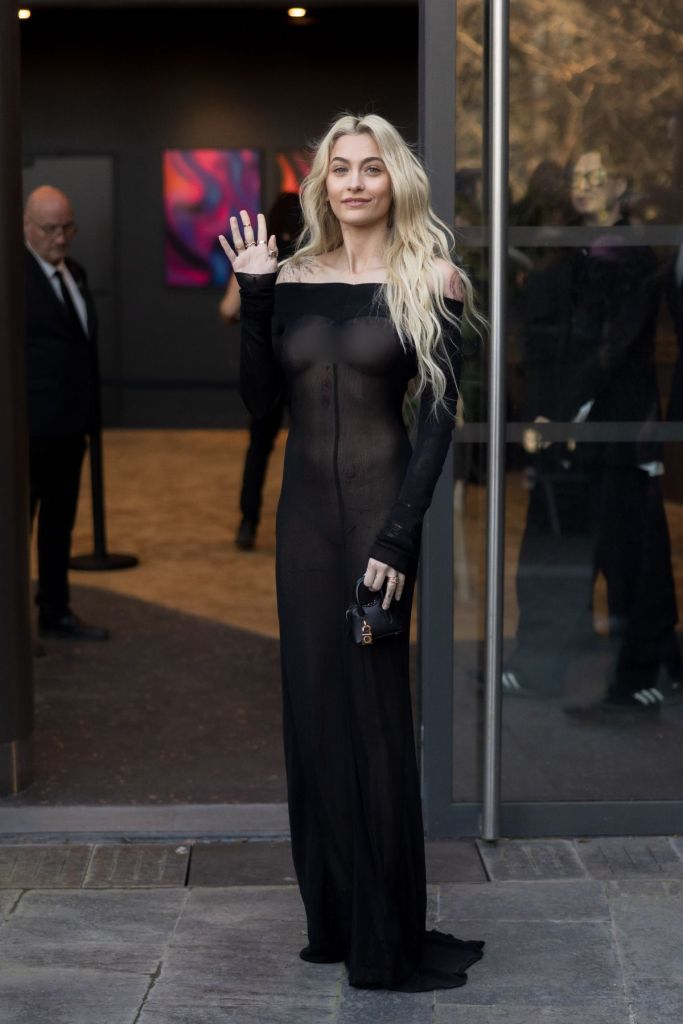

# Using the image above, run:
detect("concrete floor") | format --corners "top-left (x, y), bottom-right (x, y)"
top-left (1, 837), bottom-right (682, 1023)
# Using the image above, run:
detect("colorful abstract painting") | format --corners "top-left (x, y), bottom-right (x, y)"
top-left (163, 149), bottom-right (261, 287)
top-left (276, 150), bottom-right (312, 194)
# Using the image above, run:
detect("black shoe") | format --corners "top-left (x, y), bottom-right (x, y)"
top-left (299, 943), bottom-right (345, 964)
top-left (600, 688), bottom-right (664, 711)
top-left (39, 612), bottom-right (109, 641)
top-left (564, 690), bottom-right (662, 719)
top-left (501, 669), bottom-right (545, 698)
top-left (235, 518), bottom-right (257, 550)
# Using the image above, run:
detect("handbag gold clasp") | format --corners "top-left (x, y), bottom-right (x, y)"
top-left (361, 620), bottom-right (373, 645)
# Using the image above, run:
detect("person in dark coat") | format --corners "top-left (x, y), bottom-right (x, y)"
top-left (505, 151), bottom-right (681, 710)
top-left (24, 185), bottom-right (108, 640)
top-left (665, 245), bottom-right (683, 422)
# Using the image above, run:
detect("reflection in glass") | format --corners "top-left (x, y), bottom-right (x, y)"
top-left (451, 0), bottom-right (683, 806)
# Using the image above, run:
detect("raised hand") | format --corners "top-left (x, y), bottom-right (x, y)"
top-left (219, 210), bottom-right (278, 275)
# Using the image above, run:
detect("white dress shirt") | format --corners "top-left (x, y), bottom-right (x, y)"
top-left (28, 244), bottom-right (89, 335)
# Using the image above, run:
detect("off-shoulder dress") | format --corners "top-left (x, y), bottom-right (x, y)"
top-left (237, 272), bottom-right (484, 991)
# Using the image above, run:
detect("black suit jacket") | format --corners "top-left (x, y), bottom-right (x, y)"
top-left (25, 247), bottom-right (99, 437)
top-left (665, 255), bottom-right (683, 422)
top-left (519, 227), bottom-right (662, 467)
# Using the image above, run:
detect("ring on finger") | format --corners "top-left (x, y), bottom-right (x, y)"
top-left (245, 240), bottom-right (257, 248)
top-left (268, 249), bottom-right (278, 258)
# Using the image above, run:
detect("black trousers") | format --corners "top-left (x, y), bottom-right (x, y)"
top-left (30, 434), bottom-right (86, 622)
top-left (239, 401), bottom-right (285, 526)
top-left (510, 459), bottom-right (680, 696)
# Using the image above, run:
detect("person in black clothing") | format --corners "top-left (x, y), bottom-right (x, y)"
top-left (219, 194), bottom-right (301, 550)
top-left (505, 151), bottom-right (681, 710)
top-left (24, 186), bottom-right (108, 641)
top-left (218, 114), bottom-right (484, 990)
top-left (665, 245), bottom-right (683, 421)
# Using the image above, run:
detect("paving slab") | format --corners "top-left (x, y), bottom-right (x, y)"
top-left (606, 876), bottom-right (683, 901)
top-left (609, 889), bottom-right (683, 980)
top-left (143, 946), bottom-right (342, 1018)
top-left (425, 841), bottom-right (487, 884)
top-left (171, 886), bottom-right (307, 944)
top-left (84, 843), bottom-right (190, 887)
top-left (605, 877), bottom-right (683, 898)
top-left (0, 890), bottom-right (22, 920)
top-left (188, 841), bottom-right (297, 886)
top-left (138, 998), bottom-right (339, 1024)
top-left (433, 920), bottom-right (624, 1007)
top-left (0, 964), bottom-right (150, 1024)
top-left (0, 889), bottom-right (187, 974)
top-left (336, 985), bottom-right (433, 1024)
top-left (437, 880), bottom-right (609, 922)
top-left (666, 836), bottom-right (683, 864)
top-left (432, 1006), bottom-right (630, 1023)
top-left (575, 836), bottom-right (683, 878)
top-left (476, 840), bottom-right (587, 881)
top-left (0, 844), bottom-right (93, 888)
top-left (426, 886), bottom-right (439, 928)
top-left (145, 885), bottom-right (341, 1018)
top-left (629, 977), bottom-right (683, 1024)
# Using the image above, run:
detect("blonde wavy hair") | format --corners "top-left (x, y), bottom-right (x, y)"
top-left (282, 112), bottom-right (481, 413)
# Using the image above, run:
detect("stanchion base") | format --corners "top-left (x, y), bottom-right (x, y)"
top-left (69, 552), bottom-right (139, 571)
top-left (0, 738), bottom-right (33, 796)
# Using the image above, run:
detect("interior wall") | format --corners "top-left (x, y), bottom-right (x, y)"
top-left (21, 4), bottom-right (418, 427)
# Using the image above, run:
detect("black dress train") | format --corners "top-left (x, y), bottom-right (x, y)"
top-left (237, 272), bottom-right (484, 991)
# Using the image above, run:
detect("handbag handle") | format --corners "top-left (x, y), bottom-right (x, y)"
top-left (354, 576), bottom-right (384, 611)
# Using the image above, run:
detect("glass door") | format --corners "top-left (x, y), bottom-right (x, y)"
top-left (419, 0), bottom-right (683, 837)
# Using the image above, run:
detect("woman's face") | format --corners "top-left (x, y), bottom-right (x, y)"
top-left (325, 133), bottom-right (393, 230)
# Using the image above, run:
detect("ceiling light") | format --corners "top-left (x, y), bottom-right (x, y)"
top-left (18, 8), bottom-right (32, 18)
top-left (288, 7), bottom-right (307, 18)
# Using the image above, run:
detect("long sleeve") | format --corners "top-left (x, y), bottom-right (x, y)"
top-left (236, 272), bottom-right (282, 418)
top-left (369, 301), bottom-right (463, 574)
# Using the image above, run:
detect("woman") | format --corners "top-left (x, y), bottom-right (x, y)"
top-left (219, 113), bottom-right (484, 991)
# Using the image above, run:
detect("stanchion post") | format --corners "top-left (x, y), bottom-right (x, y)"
top-left (69, 349), bottom-right (139, 572)
top-left (0, 2), bottom-right (34, 794)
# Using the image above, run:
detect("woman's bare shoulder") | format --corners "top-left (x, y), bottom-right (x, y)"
top-left (434, 258), bottom-right (465, 301)
top-left (276, 256), bottom-right (322, 284)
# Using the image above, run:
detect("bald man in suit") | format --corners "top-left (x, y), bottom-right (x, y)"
top-left (24, 185), bottom-right (108, 640)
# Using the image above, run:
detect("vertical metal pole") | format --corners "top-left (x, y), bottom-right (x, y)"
top-left (418, 0), bottom-right (457, 834)
top-left (482, 0), bottom-right (509, 840)
top-left (0, 2), bottom-right (34, 794)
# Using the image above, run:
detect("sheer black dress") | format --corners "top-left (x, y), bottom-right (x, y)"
top-left (237, 272), bottom-right (484, 991)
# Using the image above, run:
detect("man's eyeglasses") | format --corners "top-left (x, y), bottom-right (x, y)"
top-left (30, 218), bottom-right (78, 239)
top-left (569, 169), bottom-right (608, 189)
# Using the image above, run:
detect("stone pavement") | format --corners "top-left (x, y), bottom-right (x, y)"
top-left (0, 837), bottom-right (682, 1023)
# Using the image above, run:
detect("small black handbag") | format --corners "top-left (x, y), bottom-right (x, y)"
top-left (346, 577), bottom-right (405, 646)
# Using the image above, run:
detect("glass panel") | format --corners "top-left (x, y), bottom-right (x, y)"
top-left (500, 0), bottom-right (683, 802)
top-left (451, 0), bottom-right (683, 807)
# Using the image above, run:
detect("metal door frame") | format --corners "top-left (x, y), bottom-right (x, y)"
top-left (418, 0), bottom-right (683, 839)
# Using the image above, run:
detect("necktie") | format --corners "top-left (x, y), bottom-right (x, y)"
top-left (54, 269), bottom-right (86, 337)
